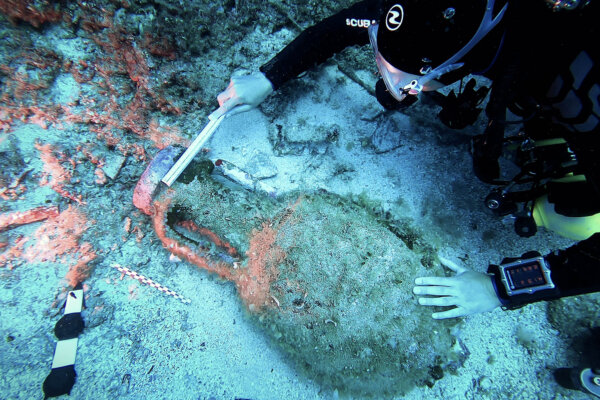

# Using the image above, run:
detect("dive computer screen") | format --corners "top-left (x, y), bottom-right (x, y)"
top-left (505, 259), bottom-right (548, 290)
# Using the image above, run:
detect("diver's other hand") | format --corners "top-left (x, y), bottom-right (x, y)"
top-left (217, 72), bottom-right (274, 116)
top-left (413, 256), bottom-right (501, 319)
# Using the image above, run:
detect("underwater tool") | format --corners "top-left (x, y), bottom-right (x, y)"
top-left (162, 107), bottom-right (228, 187)
top-left (487, 251), bottom-right (562, 310)
top-left (42, 287), bottom-right (84, 399)
top-left (212, 159), bottom-right (277, 197)
top-left (134, 105), bottom-right (280, 214)
top-left (133, 107), bottom-right (228, 215)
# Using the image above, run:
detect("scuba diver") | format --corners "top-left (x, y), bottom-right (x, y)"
top-left (217, 0), bottom-right (600, 395)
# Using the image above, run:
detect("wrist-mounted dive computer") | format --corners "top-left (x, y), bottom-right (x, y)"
top-left (488, 256), bottom-right (558, 309)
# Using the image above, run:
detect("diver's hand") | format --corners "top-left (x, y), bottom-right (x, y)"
top-left (413, 256), bottom-right (501, 319)
top-left (217, 72), bottom-right (274, 116)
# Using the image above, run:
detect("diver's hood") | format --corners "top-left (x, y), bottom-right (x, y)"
top-left (377, 0), bottom-right (508, 83)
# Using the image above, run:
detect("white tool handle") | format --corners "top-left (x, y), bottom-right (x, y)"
top-left (161, 110), bottom-right (227, 186)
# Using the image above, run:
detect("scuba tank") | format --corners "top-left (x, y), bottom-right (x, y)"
top-left (484, 135), bottom-right (600, 240)
top-left (533, 194), bottom-right (600, 240)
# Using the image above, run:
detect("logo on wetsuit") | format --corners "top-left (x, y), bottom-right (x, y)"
top-left (386, 4), bottom-right (405, 31)
top-left (346, 18), bottom-right (377, 28)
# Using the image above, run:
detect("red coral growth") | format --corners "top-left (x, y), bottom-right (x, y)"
top-left (0, 166), bottom-right (30, 201)
top-left (0, 104), bottom-right (62, 132)
top-left (23, 206), bottom-right (88, 263)
top-left (21, 205), bottom-right (96, 286)
top-left (0, 205), bottom-right (59, 233)
top-left (143, 33), bottom-right (177, 60)
top-left (128, 143), bottom-right (147, 161)
top-left (65, 242), bottom-right (97, 287)
top-left (0, 0), bottom-right (62, 28)
top-left (94, 167), bottom-right (108, 185)
top-left (22, 47), bottom-right (62, 70)
top-left (35, 141), bottom-right (83, 204)
top-left (174, 220), bottom-right (239, 257)
top-left (0, 54), bottom-right (63, 132)
top-left (0, 46), bottom-right (65, 131)
top-left (150, 192), bottom-right (302, 312)
top-left (123, 217), bottom-right (132, 233)
top-left (77, 144), bottom-right (104, 166)
top-left (122, 39), bottom-right (150, 85)
top-left (57, 34), bottom-right (187, 150)
top-left (237, 197), bottom-right (302, 309)
top-left (0, 236), bottom-right (28, 269)
top-left (152, 195), bottom-right (236, 280)
top-left (74, 11), bottom-right (187, 148)
top-left (144, 120), bottom-right (186, 150)
top-left (237, 222), bottom-right (284, 311)
top-left (67, 59), bottom-right (96, 84)
top-left (7, 70), bottom-right (48, 101)
top-left (26, 106), bottom-right (62, 129)
top-left (0, 205), bottom-right (96, 286)
top-left (0, 4), bottom-right (187, 153)
top-left (0, 205), bottom-right (61, 268)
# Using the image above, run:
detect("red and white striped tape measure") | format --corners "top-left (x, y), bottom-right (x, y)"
top-left (111, 264), bottom-right (191, 304)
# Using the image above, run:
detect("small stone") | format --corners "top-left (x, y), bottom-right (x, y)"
top-left (246, 151), bottom-right (277, 179)
top-left (102, 153), bottom-right (127, 180)
top-left (169, 254), bottom-right (182, 263)
top-left (429, 365), bottom-right (444, 380)
top-left (360, 104), bottom-right (384, 122)
top-left (479, 376), bottom-right (492, 391)
top-left (52, 73), bottom-right (80, 105)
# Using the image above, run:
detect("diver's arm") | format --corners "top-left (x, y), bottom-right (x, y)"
top-left (260, 0), bottom-right (383, 90)
top-left (217, 0), bottom-right (382, 115)
top-left (414, 235), bottom-right (600, 318)
top-left (546, 233), bottom-right (600, 297)
top-left (488, 233), bottom-right (600, 310)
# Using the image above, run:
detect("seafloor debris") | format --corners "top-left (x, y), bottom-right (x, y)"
top-left (0, 205), bottom-right (59, 233)
top-left (0, 205), bottom-right (97, 287)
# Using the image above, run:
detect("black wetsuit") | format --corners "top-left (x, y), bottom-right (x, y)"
top-left (260, 0), bottom-right (600, 309)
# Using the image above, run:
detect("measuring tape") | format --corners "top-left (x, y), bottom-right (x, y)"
top-left (112, 264), bottom-right (191, 304)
